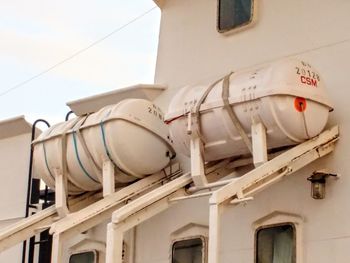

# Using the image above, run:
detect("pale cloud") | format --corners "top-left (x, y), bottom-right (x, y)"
top-left (1, 28), bottom-right (157, 88)
top-left (0, 1), bottom-right (160, 122)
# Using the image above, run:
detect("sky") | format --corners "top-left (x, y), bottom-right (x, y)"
top-left (0, 0), bottom-right (160, 125)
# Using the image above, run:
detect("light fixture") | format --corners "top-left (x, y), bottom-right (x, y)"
top-left (307, 170), bottom-right (338, 199)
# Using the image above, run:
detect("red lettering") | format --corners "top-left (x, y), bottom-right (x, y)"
top-left (311, 79), bottom-right (318, 87)
top-left (300, 76), bottom-right (317, 87)
top-left (301, 76), bottom-right (307, 84)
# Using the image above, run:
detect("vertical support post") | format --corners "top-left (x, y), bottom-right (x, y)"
top-left (129, 227), bottom-right (136, 263)
top-left (252, 122), bottom-right (268, 167)
top-left (51, 233), bottom-right (64, 263)
top-left (106, 223), bottom-right (124, 263)
top-left (103, 160), bottom-right (115, 197)
top-left (54, 169), bottom-right (69, 217)
top-left (208, 204), bottom-right (223, 263)
top-left (190, 137), bottom-right (208, 187)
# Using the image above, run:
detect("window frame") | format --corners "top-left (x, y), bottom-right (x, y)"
top-left (171, 235), bottom-right (207, 263)
top-left (216, 0), bottom-right (257, 34)
top-left (254, 222), bottom-right (297, 263)
top-left (69, 250), bottom-right (98, 263)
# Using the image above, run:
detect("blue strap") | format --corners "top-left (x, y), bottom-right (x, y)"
top-left (72, 132), bottom-right (99, 184)
top-left (99, 121), bottom-right (117, 166)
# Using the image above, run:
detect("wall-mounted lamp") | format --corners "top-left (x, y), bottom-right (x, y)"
top-left (307, 170), bottom-right (338, 199)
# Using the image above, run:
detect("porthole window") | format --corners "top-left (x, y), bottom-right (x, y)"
top-left (69, 250), bottom-right (97, 263)
top-left (255, 224), bottom-right (296, 263)
top-left (217, 0), bottom-right (255, 33)
top-left (172, 237), bottom-right (205, 263)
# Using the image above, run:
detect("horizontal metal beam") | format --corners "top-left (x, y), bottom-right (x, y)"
top-left (169, 191), bottom-right (213, 202)
top-left (188, 177), bottom-right (240, 193)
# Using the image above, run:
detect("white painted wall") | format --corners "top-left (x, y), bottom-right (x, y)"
top-left (2, 1), bottom-right (348, 262)
top-left (154, 0), bottom-right (350, 97)
top-left (0, 133), bottom-right (31, 220)
top-left (131, 0), bottom-right (350, 262)
top-left (0, 133), bottom-right (32, 262)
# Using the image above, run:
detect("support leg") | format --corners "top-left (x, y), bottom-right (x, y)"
top-left (208, 204), bottom-right (223, 263)
top-left (190, 137), bottom-right (208, 187)
top-left (51, 233), bottom-right (64, 263)
top-left (103, 160), bottom-right (115, 197)
top-left (54, 170), bottom-right (69, 217)
top-left (252, 122), bottom-right (268, 167)
top-left (106, 223), bottom-right (124, 263)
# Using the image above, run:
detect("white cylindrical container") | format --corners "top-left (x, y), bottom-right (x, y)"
top-left (165, 59), bottom-right (333, 162)
top-left (33, 99), bottom-right (174, 194)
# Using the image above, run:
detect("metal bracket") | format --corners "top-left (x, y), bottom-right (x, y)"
top-left (103, 160), bottom-right (115, 197)
top-left (54, 169), bottom-right (69, 218)
top-left (190, 136), bottom-right (208, 187)
top-left (251, 122), bottom-right (268, 167)
top-left (207, 126), bottom-right (339, 263)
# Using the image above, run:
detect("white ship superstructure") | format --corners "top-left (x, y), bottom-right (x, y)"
top-left (0, 1), bottom-right (349, 263)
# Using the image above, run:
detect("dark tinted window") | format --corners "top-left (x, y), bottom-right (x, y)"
top-left (172, 238), bottom-right (204, 263)
top-left (256, 224), bottom-right (295, 263)
top-left (218, 0), bottom-right (253, 32)
top-left (69, 251), bottom-right (96, 263)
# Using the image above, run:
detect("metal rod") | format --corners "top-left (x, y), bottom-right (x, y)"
top-left (22, 119), bottom-right (50, 263)
top-left (44, 186), bottom-right (49, 206)
top-left (65, 110), bottom-right (75, 121)
top-left (169, 191), bottom-right (213, 202)
top-left (28, 235), bottom-right (35, 263)
top-left (230, 197), bottom-right (254, 204)
top-left (188, 178), bottom-right (240, 193)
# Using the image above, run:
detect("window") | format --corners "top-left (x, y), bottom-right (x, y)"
top-left (255, 224), bottom-right (295, 263)
top-left (217, 0), bottom-right (255, 33)
top-left (69, 251), bottom-right (97, 263)
top-left (172, 237), bottom-right (205, 263)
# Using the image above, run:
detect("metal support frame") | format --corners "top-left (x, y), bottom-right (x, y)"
top-left (189, 119), bottom-right (268, 187)
top-left (54, 169), bottom-right (69, 218)
top-left (49, 167), bottom-right (182, 263)
top-left (54, 134), bottom-right (118, 218)
top-left (0, 158), bottom-right (181, 263)
top-left (0, 207), bottom-right (58, 253)
top-left (23, 118), bottom-right (51, 263)
top-left (0, 124), bottom-right (338, 263)
top-left (0, 190), bottom-right (104, 255)
top-left (106, 173), bottom-right (192, 263)
top-left (207, 126), bottom-right (339, 263)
